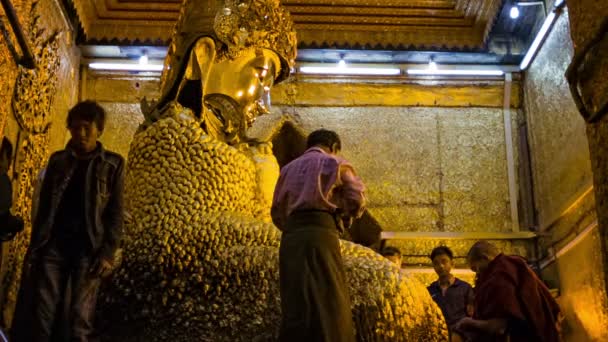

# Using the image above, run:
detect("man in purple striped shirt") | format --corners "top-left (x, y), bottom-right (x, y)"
top-left (272, 129), bottom-right (366, 342)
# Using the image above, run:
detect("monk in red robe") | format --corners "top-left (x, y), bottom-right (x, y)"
top-left (455, 241), bottom-right (562, 342)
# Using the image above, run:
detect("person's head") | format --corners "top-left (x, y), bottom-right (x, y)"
top-left (467, 241), bottom-right (500, 274)
top-left (381, 246), bottom-right (402, 266)
top-left (306, 129), bottom-right (341, 154)
top-left (67, 100), bottom-right (105, 154)
top-left (0, 137), bottom-right (13, 173)
top-left (430, 246), bottom-right (454, 279)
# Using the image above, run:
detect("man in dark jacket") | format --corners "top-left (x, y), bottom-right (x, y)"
top-left (14, 100), bottom-right (124, 342)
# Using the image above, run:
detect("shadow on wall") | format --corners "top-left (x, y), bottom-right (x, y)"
top-left (270, 120), bottom-right (307, 168)
top-left (269, 120), bottom-right (383, 249)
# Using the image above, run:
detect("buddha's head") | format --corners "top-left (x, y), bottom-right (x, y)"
top-left (153, 0), bottom-right (297, 145)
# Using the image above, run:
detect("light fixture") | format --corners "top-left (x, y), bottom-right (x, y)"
top-left (510, 6), bottom-right (520, 19)
top-left (406, 68), bottom-right (505, 76)
top-left (89, 62), bottom-right (164, 72)
top-left (519, 11), bottom-right (557, 70)
top-left (515, 1), bottom-right (545, 6)
top-left (428, 58), bottom-right (437, 71)
top-left (337, 54), bottom-right (347, 68)
top-left (299, 66), bottom-right (401, 76)
top-left (139, 51), bottom-right (149, 65)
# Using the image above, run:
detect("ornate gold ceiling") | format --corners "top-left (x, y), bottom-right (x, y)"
top-left (71, 0), bottom-right (505, 49)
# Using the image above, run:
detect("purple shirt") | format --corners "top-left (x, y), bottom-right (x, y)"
top-left (271, 147), bottom-right (366, 231)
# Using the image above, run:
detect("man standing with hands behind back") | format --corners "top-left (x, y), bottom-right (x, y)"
top-left (13, 100), bottom-right (124, 342)
top-left (272, 129), bottom-right (366, 342)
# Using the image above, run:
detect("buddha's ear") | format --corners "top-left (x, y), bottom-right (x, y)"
top-left (176, 37), bottom-right (217, 95)
top-left (190, 37), bottom-right (217, 98)
top-left (175, 37), bottom-right (217, 118)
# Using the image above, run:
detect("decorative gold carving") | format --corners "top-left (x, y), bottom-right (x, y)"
top-left (12, 15), bottom-right (59, 133)
top-left (0, 0), bottom-right (61, 326)
top-left (212, 0), bottom-right (297, 65)
top-left (70, 0), bottom-right (504, 50)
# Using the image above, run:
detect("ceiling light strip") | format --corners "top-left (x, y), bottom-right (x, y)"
top-left (89, 62), bottom-right (164, 71)
top-left (519, 11), bottom-right (557, 70)
top-left (406, 69), bottom-right (504, 76)
top-left (299, 66), bottom-right (401, 76)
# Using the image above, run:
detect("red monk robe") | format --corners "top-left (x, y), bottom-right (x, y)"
top-left (472, 254), bottom-right (561, 342)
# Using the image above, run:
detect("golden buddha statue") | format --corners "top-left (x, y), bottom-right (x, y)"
top-left (99, 1), bottom-right (448, 341)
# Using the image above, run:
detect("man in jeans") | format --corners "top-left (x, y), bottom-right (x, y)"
top-left (14, 100), bottom-right (124, 341)
top-left (272, 129), bottom-right (366, 342)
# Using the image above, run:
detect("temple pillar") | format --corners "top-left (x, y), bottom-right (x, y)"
top-left (566, 0), bottom-right (608, 326)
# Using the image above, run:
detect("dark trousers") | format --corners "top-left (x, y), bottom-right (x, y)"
top-left (279, 211), bottom-right (355, 342)
top-left (24, 242), bottom-right (101, 342)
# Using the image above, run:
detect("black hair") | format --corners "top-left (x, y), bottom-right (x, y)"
top-left (66, 100), bottom-right (106, 132)
top-left (1, 137), bottom-right (13, 160)
top-left (306, 129), bottom-right (341, 151)
top-left (430, 246), bottom-right (454, 261)
top-left (381, 246), bottom-right (401, 257)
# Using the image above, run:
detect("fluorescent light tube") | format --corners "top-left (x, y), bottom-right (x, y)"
top-left (299, 66), bottom-right (401, 76)
top-left (519, 11), bottom-right (556, 70)
top-left (510, 6), bottom-right (520, 19)
top-left (406, 69), bottom-right (504, 76)
top-left (89, 63), bottom-right (164, 72)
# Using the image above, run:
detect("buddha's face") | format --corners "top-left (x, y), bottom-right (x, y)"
top-left (203, 48), bottom-right (281, 142)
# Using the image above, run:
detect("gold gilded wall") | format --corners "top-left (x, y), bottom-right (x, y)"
top-left (83, 71), bottom-right (158, 157)
top-left (288, 106), bottom-right (517, 234)
top-left (0, 0), bottom-right (79, 326)
top-left (524, 11), bottom-right (594, 232)
top-left (90, 73), bottom-right (520, 236)
top-left (524, 9), bottom-right (608, 341)
top-left (544, 229), bottom-right (608, 341)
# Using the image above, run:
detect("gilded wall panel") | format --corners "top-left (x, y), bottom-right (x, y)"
top-left (292, 106), bottom-right (441, 232)
top-left (81, 78), bottom-right (516, 235)
top-left (371, 206), bottom-right (440, 233)
top-left (439, 109), bottom-right (511, 232)
top-left (81, 73), bottom-right (160, 158)
top-left (524, 12), bottom-right (594, 230)
top-left (271, 80), bottom-right (522, 108)
top-left (97, 102), bottom-right (144, 157)
top-left (387, 238), bottom-right (530, 266)
top-left (290, 106), bottom-right (513, 233)
top-left (85, 72), bottom-right (160, 103)
top-left (524, 9), bottom-right (607, 341)
top-left (547, 229), bottom-right (608, 341)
